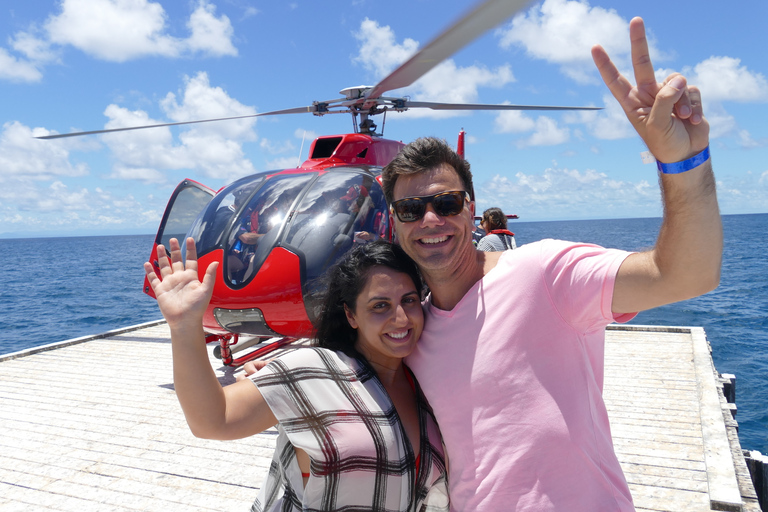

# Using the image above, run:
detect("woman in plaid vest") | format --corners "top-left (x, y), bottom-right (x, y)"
top-left (145, 238), bottom-right (449, 512)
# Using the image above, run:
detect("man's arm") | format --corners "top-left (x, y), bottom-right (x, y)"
top-left (592, 17), bottom-right (722, 314)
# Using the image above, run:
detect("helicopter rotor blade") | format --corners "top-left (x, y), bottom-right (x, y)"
top-left (35, 105), bottom-right (328, 140)
top-left (401, 101), bottom-right (601, 112)
top-left (365, 0), bottom-right (532, 101)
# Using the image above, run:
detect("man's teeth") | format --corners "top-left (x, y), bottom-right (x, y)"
top-left (421, 235), bottom-right (448, 244)
top-left (389, 330), bottom-right (409, 339)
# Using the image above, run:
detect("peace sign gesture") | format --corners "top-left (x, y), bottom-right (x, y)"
top-left (591, 17), bottom-right (709, 164)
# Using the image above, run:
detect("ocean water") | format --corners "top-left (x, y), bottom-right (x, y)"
top-left (0, 234), bottom-right (161, 351)
top-left (0, 214), bottom-right (766, 452)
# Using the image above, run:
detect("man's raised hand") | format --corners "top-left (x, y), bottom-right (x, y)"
top-left (591, 17), bottom-right (709, 164)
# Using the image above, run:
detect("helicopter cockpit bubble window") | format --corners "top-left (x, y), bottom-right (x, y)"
top-left (185, 175), bottom-right (266, 259)
top-left (283, 169), bottom-right (389, 312)
top-left (226, 172), bottom-right (314, 286)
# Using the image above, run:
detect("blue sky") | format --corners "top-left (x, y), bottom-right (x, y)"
top-left (1, 0), bottom-right (766, 238)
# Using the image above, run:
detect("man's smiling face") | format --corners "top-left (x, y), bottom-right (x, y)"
top-left (391, 164), bottom-right (476, 275)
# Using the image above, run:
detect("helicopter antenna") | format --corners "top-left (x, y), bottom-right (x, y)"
top-left (297, 131), bottom-right (307, 168)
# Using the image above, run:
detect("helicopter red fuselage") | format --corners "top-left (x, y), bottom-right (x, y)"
top-left (144, 133), bottom-right (405, 342)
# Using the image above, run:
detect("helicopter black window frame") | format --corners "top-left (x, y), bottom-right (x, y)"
top-left (279, 166), bottom-right (389, 322)
top-left (185, 173), bottom-right (270, 260)
top-left (224, 171), bottom-right (316, 288)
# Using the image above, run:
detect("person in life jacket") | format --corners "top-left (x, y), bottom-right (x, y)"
top-left (476, 207), bottom-right (517, 251)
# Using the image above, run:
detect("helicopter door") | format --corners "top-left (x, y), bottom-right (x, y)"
top-left (143, 179), bottom-right (216, 298)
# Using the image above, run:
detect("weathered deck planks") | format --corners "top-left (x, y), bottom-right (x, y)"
top-left (605, 325), bottom-right (759, 512)
top-left (0, 322), bottom-right (760, 511)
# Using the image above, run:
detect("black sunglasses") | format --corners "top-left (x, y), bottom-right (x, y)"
top-left (390, 190), bottom-right (469, 222)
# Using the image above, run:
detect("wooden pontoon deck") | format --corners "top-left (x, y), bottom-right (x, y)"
top-left (0, 322), bottom-right (760, 511)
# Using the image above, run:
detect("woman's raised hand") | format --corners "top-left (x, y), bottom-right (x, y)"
top-left (143, 237), bottom-right (218, 329)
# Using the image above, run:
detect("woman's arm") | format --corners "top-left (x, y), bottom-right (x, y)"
top-left (144, 237), bottom-right (277, 440)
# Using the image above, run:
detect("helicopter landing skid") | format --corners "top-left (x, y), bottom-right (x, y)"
top-left (206, 333), bottom-right (296, 367)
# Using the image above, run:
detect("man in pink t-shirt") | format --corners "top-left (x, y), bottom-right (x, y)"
top-left (381, 18), bottom-right (722, 511)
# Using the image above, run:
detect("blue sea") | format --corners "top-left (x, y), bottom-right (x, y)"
top-left (1, 214), bottom-right (766, 453)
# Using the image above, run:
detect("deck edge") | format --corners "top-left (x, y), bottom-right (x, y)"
top-left (691, 326), bottom-right (744, 511)
top-left (0, 318), bottom-right (166, 363)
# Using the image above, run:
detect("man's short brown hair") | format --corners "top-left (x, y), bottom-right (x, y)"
top-left (382, 137), bottom-right (474, 203)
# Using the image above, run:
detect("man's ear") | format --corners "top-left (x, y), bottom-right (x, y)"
top-left (388, 212), bottom-right (398, 242)
top-left (344, 304), bottom-right (358, 329)
top-left (469, 199), bottom-right (475, 217)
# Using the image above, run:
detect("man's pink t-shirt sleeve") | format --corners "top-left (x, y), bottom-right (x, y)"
top-left (540, 239), bottom-right (637, 331)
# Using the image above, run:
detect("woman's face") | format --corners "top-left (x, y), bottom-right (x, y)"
top-left (345, 266), bottom-right (424, 369)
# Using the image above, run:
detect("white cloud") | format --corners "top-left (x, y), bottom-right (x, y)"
top-left (260, 138), bottom-right (296, 155)
top-left (476, 161), bottom-right (768, 221)
top-left (353, 18), bottom-right (514, 118)
top-left (692, 56), bottom-right (768, 104)
top-left (11, 30), bottom-right (58, 63)
top-left (715, 172), bottom-right (768, 214)
top-left (495, 2), bottom-right (766, 147)
top-left (0, 121), bottom-right (89, 182)
top-left (583, 93), bottom-right (634, 140)
top-left (682, 57), bottom-right (768, 142)
top-left (32, 181), bottom-right (155, 228)
top-left (45, 0), bottom-right (177, 61)
top-left (177, 131), bottom-right (256, 178)
top-left (109, 165), bottom-right (168, 185)
top-left (497, 92), bottom-right (631, 145)
top-left (266, 156), bottom-right (303, 170)
top-left (0, 167), bottom-right (155, 232)
top-left (160, 72), bottom-right (257, 138)
top-left (0, 48), bottom-right (43, 82)
top-left (652, 58), bottom-right (767, 142)
top-left (704, 102), bottom-right (738, 140)
top-left (354, 18), bottom-right (418, 78)
top-left (294, 129), bottom-right (319, 145)
top-left (520, 117), bottom-right (570, 147)
top-left (495, 110), bottom-right (536, 133)
top-left (43, 0), bottom-right (236, 62)
top-left (0, 0), bottom-right (237, 83)
top-left (495, 110), bottom-right (570, 146)
top-left (497, 0), bottom-right (657, 84)
top-left (39, 181), bottom-right (92, 211)
top-left (186, 0), bottom-right (238, 57)
top-left (241, 7), bottom-right (260, 20)
top-left (476, 167), bottom-right (660, 220)
top-left (736, 130), bottom-right (768, 149)
top-left (100, 72), bottom-right (257, 182)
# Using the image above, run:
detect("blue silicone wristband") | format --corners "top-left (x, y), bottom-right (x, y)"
top-left (656, 146), bottom-right (710, 174)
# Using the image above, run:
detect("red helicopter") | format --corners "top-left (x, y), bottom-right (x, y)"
top-left (40, 0), bottom-right (598, 366)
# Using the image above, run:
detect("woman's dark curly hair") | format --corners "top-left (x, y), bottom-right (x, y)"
top-left (313, 240), bottom-right (423, 359)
